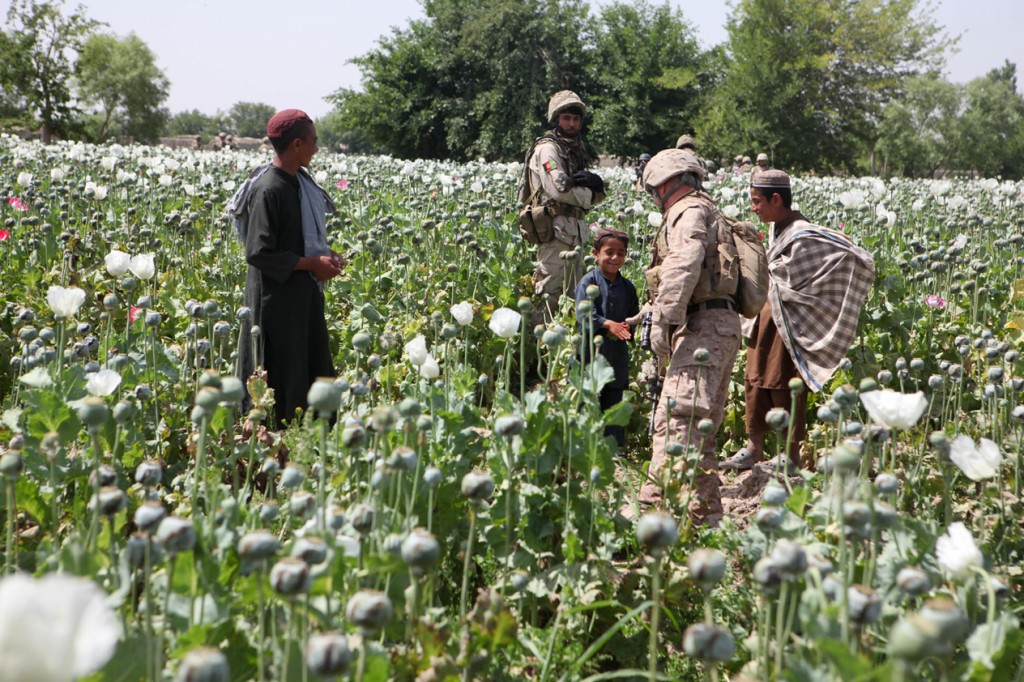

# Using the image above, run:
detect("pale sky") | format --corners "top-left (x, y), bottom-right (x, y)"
top-left (4, 0), bottom-right (1023, 119)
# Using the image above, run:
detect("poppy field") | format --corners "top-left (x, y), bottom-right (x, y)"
top-left (0, 134), bottom-right (1023, 681)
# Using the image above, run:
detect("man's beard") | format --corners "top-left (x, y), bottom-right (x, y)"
top-left (555, 126), bottom-right (580, 139)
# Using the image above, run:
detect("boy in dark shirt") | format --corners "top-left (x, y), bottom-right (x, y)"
top-left (574, 228), bottom-right (640, 446)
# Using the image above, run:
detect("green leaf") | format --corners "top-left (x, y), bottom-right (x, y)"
top-left (603, 397), bottom-right (633, 427)
top-left (84, 633), bottom-right (149, 682)
top-left (785, 484), bottom-right (812, 517)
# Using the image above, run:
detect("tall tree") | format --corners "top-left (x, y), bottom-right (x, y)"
top-left (587, 1), bottom-right (707, 160)
top-left (227, 101), bottom-right (276, 138)
top-left (333, 0), bottom-right (592, 161)
top-left (3, 0), bottom-right (100, 141)
top-left (76, 32), bottom-right (170, 142)
top-left (697, 0), bottom-right (951, 173)
top-left (873, 73), bottom-right (961, 177)
top-left (958, 62), bottom-right (1024, 178)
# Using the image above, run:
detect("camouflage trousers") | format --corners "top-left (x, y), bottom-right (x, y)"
top-left (531, 223), bottom-right (586, 327)
top-left (641, 309), bottom-right (741, 522)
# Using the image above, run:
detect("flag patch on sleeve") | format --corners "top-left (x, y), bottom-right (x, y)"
top-left (543, 160), bottom-right (557, 173)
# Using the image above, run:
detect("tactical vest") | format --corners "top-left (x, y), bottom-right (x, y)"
top-left (646, 192), bottom-right (739, 305)
top-left (516, 132), bottom-right (587, 208)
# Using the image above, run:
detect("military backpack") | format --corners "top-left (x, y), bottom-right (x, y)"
top-left (722, 215), bottom-right (769, 318)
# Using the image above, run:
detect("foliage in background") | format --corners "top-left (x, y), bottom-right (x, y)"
top-left (586, 0), bottom-right (708, 160)
top-left (165, 109), bottom-right (228, 143)
top-left (330, 0), bottom-right (593, 161)
top-left (874, 61), bottom-right (1024, 178)
top-left (226, 101), bottom-right (276, 139)
top-left (76, 32), bottom-right (170, 143)
top-left (695, 0), bottom-right (952, 173)
top-left (2, 0), bottom-right (100, 142)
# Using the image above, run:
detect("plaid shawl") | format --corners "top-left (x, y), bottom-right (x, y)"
top-left (768, 219), bottom-right (875, 392)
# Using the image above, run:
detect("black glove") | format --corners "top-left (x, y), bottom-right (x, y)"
top-left (571, 170), bottom-right (605, 194)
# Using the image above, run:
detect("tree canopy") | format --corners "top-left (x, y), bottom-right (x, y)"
top-left (2, 0), bottom-right (100, 141)
top-left (696, 0), bottom-right (952, 173)
top-left (76, 32), bottom-right (170, 142)
top-left (333, 0), bottom-right (592, 161)
top-left (227, 101), bottom-right (276, 138)
top-left (587, 1), bottom-right (708, 160)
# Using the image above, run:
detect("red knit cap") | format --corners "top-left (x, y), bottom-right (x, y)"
top-left (266, 109), bottom-right (312, 139)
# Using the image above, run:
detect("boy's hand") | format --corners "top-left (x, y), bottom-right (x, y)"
top-left (602, 320), bottom-right (632, 341)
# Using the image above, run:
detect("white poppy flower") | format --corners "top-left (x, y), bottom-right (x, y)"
top-left (488, 308), bottom-right (521, 339)
top-left (47, 285), bottom-right (86, 319)
top-left (951, 233), bottom-right (969, 251)
top-left (935, 522), bottom-right (984, 579)
top-left (911, 198), bottom-right (925, 211)
top-left (647, 212), bottom-right (664, 228)
top-left (50, 167), bottom-right (65, 182)
top-left (859, 390), bottom-right (927, 430)
top-left (419, 355), bottom-right (440, 380)
top-left (948, 435), bottom-right (1002, 481)
top-left (0, 573), bottom-right (120, 681)
top-left (470, 181), bottom-right (484, 194)
top-left (450, 302), bottom-right (474, 326)
top-left (721, 205), bottom-right (740, 219)
top-left (182, 183), bottom-right (196, 197)
top-left (838, 189), bottom-right (865, 209)
top-left (16, 171), bottom-right (33, 187)
top-left (404, 335), bottom-right (429, 366)
top-left (104, 249), bottom-right (131, 277)
top-left (85, 181), bottom-right (108, 200)
top-left (86, 369), bottom-right (122, 397)
top-left (129, 254), bottom-right (156, 280)
top-left (100, 156), bottom-right (117, 171)
top-left (157, 174), bottom-right (172, 187)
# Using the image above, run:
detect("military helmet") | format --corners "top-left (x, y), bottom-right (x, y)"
top-left (547, 90), bottom-right (587, 125)
top-left (675, 134), bottom-right (696, 150)
top-left (641, 149), bottom-right (704, 192)
top-left (756, 152), bottom-right (769, 162)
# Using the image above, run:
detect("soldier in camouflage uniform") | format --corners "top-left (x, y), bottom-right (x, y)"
top-left (639, 149), bottom-right (742, 524)
top-left (522, 91), bottom-right (607, 326)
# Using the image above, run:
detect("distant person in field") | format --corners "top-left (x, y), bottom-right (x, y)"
top-left (751, 153), bottom-right (770, 181)
top-left (722, 170), bottom-right (875, 472)
top-left (518, 90), bottom-right (606, 327)
top-left (674, 134), bottom-right (708, 180)
top-left (229, 109), bottom-right (345, 428)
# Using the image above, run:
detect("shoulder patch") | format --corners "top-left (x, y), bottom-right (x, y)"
top-left (543, 160), bottom-right (558, 173)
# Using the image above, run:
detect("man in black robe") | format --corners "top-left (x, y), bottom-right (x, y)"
top-left (239, 109), bottom-right (344, 428)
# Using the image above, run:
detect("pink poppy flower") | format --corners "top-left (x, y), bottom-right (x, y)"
top-left (0, 229), bottom-right (9, 241)
top-left (925, 294), bottom-right (946, 309)
top-left (129, 306), bottom-right (143, 323)
top-left (6, 197), bottom-right (28, 212)
top-left (336, 179), bottom-right (349, 190)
